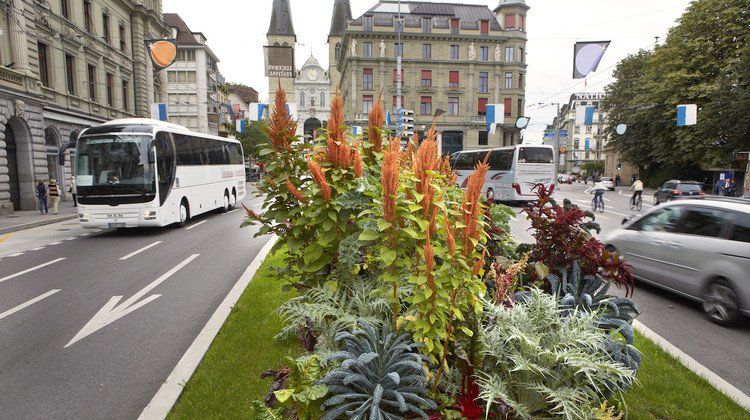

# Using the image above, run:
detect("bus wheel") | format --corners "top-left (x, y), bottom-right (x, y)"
top-left (230, 188), bottom-right (237, 208)
top-left (178, 200), bottom-right (189, 227)
top-left (221, 191), bottom-right (230, 213)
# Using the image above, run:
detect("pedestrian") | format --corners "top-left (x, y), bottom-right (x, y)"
top-left (48, 178), bottom-right (60, 215)
top-left (728, 180), bottom-right (737, 197)
top-left (69, 177), bottom-right (77, 207)
top-left (715, 179), bottom-right (723, 195)
top-left (615, 174), bottom-right (621, 186)
top-left (36, 180), bottom-right (48, 214)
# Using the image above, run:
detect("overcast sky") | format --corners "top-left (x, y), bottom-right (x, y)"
top-left (162, 0), bottom-right (692, 141)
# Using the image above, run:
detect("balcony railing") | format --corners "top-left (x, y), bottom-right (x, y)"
top-left (0, 67), bottom-right (25, 89)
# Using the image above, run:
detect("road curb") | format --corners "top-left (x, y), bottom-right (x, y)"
top-left (138, 234), bottom-right (278, 420)
top-left (633, 320), bottom-right (750, 411)
top-left (0, 214), bottom-right (78, 235)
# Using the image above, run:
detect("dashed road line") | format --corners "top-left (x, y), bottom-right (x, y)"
top-left (64, 237), bottom-right (77, 241)
top-left (0, 258), bottom-right (66, 284)
top-left (8, 252), bottom-right (25, 257)
top-left (185, 220), bottom-right (207, 230)
top-left (0, 289), bottom-right (61, 321)
top-left (120, 241), bottom-right (162, 261)
top-left (29, 247), bottom-right (45, 251)
top-left (49, 242), bottom-right (62, 246)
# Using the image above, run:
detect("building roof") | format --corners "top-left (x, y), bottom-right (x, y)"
top-left (267, 0), bottom-right (295, 37)
top-left (163, 13), bottom-right (201, 46)
top-left (354, 1), bottom-right (502, 31)
top-left (300, 55), bottom-right (322, 69)
top-left (329, 0), bottom-right (353, 37)
top-left (227, 84), bottom-right (259, 104)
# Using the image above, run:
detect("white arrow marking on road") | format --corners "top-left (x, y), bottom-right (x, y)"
top-left (120, 241), bottom-right (162, 260)
top-left (0, 258), bottom-right (65, 284)
top-left (0, 289), bottom-right (60, 321)
top-left (65, 254), bottom-right (200, 348)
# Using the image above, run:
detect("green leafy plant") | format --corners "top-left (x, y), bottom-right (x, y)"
top-left (320, 321), bottom-right (437, 419)
top-left (477, 289), bottom-right (636, 419)
top-left (271, 355), bottom-right (329, 419)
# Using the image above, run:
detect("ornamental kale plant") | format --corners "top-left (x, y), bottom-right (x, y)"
top-left (477, 289), bottom-right (636, 419)
top-left (319, 321), bottom-right (437, 419)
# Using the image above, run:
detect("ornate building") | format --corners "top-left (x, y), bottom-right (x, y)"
top-left (328, 0), bottom-right (529, 154)
top-left (266, 0), bottom-right (296, 105)
top-left (553, 92), bottom-right (609, 174)
top-left (0, 0), bottom-right (168, 214)
top-left (294, 55), bottom-right (331, 138)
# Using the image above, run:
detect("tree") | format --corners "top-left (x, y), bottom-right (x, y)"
top-left (231, 120), bottom-right (269, 161)
top-left (604, 0), bottom-right (750, 175)
top-left (581, 161), bottom-right (604, 175)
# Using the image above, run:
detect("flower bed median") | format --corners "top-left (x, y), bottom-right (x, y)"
top-left (170, 87), bottom-right (749, 419)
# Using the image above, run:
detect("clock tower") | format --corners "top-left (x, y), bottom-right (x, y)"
top-left (294, 55), bottom-right (331, 138)
top-left (267, 0), bottom-right (296, 104)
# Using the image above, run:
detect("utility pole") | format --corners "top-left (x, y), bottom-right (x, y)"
top-left (396, 0), bottom-right (402, 111)
top-left (554, 102), bottom-right (562, 174)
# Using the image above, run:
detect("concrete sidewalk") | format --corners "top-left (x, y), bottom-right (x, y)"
top-left (0, 201), bottom-right (78, 235)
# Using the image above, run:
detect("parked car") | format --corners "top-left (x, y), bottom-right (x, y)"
top-left (605, 198), bottom-right (750, 325)
top-left (600, 177), bottom-right (615, 191)
top-left (557, 174), bottom-right (573, 184)
top-left (654, 180), bottom-right (704, 204)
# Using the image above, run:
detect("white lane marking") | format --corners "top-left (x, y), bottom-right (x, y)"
top-left (574, 199), bottom-right (631, 217)
top-left (185, 220), bottom-right (207, 230)
top-left (0, 289), bottom-right (61, 321)
top-left (0, 258), bottom-right (66, 284)
top-left (29, 247), bottom-right (45, 251)
top-left (64, 237), bottom-right (77, 241)
top-left (120, 241), bottom-right (162, 261)
top-left (9, 252), bottom-right (25, 257)
top-left (634, 320), bottom-right (750, 410)
top-left (65, 254), bottom-right (200, 348)
top-left (49, 242), bottom-right (62, 246)
top-left (140, 235), bottom-right (277, 419)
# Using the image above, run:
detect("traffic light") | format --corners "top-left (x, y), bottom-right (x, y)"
top-left (397, 108), bottom-right (414, 140)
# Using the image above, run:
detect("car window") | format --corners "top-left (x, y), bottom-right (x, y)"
top-left (673, 207), bottom-right (731, 237)
top-left (630, 206), bottom-right (684, 232)
top-left (664, 182), bottom-right (676, 190)
top-left (677, 183), bottom-right (701, 192)
top-left (729, 212), bottom-right (750, 243)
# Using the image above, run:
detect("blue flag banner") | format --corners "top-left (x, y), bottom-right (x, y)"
top-left (248, 103), bottom-right (268, 121)
top-left (584, 138), bottom-right (590, 150)
top-left (573, 41), bottom-right (610, 79)
top-left (676, 104), bottom-right (697, 126)
top-left (576, 106), bottom-right (595, 126)
top-left (486, 104), bottom-right (505, 135)
top-left (150, 103), bottom-right (168, 121)
top-left (236, 119), bottom-right (246, 133)
top-left (351, 126), bottom-right (362, 136)
top-left (385, 110), bottom-right (391, 126)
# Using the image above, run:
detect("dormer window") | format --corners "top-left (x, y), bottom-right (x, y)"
top-left (450, 18), bottom-right (459, 35)
top-left (480, 20), bottom-right (489, 35)
top-left (504, 14), bottom-right (516, 30)
top-left (363, 16), bottom-right (373, 31)
top-left (422, 18), bottom-right (431, 34)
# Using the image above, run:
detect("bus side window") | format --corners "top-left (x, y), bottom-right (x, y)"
top-left (154, 131), bottom-right (175, 205)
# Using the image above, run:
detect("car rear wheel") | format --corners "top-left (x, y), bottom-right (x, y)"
top-left (702, 278), bottom-right (741, 326)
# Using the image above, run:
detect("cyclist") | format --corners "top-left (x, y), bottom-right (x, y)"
top-left (586, 178), bottom-right (607, 210)
top-left (630, 176), bottom-right (644, 207)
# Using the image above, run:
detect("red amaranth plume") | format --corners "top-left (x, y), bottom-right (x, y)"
top-left (326, 92), bottom-right (352, 169)
top-left (268, 80), bottom-right (296, 152)
top-left (381, 136), bottom-right (401, 224)
top-left (307, 155), bottom-right (331, 202)
top-left (285, 175), bottom-right (306, 203)
top-left (461, 162), bottom-right (489, 255)
top-left (368, 94), bottom-right (385, 152)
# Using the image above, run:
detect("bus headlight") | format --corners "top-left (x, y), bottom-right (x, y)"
top-left (144, 210), bottom-right (157, 220)
top-left (78, 212), bottom-right (89, 222)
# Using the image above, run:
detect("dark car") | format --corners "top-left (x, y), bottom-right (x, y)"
top-left (654, 180), bottom-right (704, 204)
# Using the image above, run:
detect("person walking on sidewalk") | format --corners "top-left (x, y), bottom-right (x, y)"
top-left (36, 180), bottom-right (48, 214)
top-left (48, 178), bottom-right (60, 215)
top-left (69, 177), bottom-right (77, 207)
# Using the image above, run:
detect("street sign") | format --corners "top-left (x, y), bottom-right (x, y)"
top-left (397, 108), bottom-right (414, 139)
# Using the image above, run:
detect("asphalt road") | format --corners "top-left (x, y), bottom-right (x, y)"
top-left (508, 182), bottom-right (750, 396)
top-left (0, 185), bottom-right (268, 419)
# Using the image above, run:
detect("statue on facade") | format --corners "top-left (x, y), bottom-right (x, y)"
top-left (468, 43), bottom-right (476, 61)
top-left (350, 39), bottom-right (357, 57)
top-left (13, 99), bottom-right (25, 117)
top-left (379, 39), bottom-right (386, 57)
top-left (495, 44), bottom-right (501, 61)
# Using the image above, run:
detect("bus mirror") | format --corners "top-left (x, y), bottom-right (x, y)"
top-left (148, 145), bottom-right (156, 164)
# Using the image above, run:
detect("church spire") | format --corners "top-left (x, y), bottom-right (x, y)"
top-left (329, 0), bottom-right (352, 37)
top-left (267, 0), bottom-right (296, 39)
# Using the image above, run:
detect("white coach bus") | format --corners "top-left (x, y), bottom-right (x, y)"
top-left (449, 145), bottom-right (556, 203)
top-left (75, 119), bottom-right (246, 228)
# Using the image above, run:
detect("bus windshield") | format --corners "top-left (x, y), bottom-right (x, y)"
top-left (76, 135), bottom-right (155, 194)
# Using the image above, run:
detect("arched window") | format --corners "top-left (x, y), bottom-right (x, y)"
top-left (335, 43), bottom-right (342, 63)
top-left (44, 127), bottom-right (60, 181)
top-left (45, 127), bottom-right (59, 147)
top-left (320, 92), bottom-right (325, 108)
top-left (299, 91), bottom-right (305, 106)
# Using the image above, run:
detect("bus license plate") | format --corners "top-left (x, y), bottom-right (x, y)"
top-left (108, 222), bottom-right (126, 228)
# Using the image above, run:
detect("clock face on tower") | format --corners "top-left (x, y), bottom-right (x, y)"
top-left (306, 68), bottom-right (319, 81)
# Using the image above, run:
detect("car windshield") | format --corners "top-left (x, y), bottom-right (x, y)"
top-left (677, 183), bottom-right (701, 192)
top-left (76, 135), bottom-right (155, 193)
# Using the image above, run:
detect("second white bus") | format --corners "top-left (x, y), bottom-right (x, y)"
top-left (449, 145), bottom-right (556, 202)
top-left (75, 118), bottom-right (246, 228)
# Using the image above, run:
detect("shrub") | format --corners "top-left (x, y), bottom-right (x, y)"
top-left (477, 289), bottom-right (636, 419)
top-left (254, 354), bottom-right (329, 419)
top-left (319, 321), bottom-right (436, 419)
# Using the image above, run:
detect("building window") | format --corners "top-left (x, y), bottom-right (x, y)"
top-left (299, 91), bottom-right (305, 106)
top-left (61, 0), bottom-right (69, 19)
top-left (122, 79), bottom-right (129, 110)
top-left (106, 73), bottom-right (114, 106)
top-left (504, 98), bottom-right (512, 116)
top-left (520, 15), bottom-right (526, 31)
top-left (103, 13), bottom-right (111, 44)
top-left (504, 14), bottom-right (515, 29)
top-left (363, 95), bottom-right (374, 113)
top-left (37, 43), bottom-right (50, 87)
top-left (167, 71), bottom-right (197, 83)
top-left (84, 0), bottom-right (93, 33)
top-left (478, 98), bottom-right (487, 116)
top-left (479, 130), bottom-right (488, 146)
top-left (64, 54), bottom-right (75, 94)
top-left (177, 50), bottom-right (196, 61)
top-left (480, 46), bottom-right (489, 61)
top-left (574, 138), bottom-right (580, 149)
top-left (448, 97), bottom-right (459, 116)
top-left (575, 125), bottom-right (580, 134)
top-left (363, 16), bottom-right (373, 31)
top-left (450, 18), bottom-right (459, 35)
top-left (478, 72), bottom-right (488, 93)
top-left (480, 20), bottom-right (489, 35)
top-left (421, 70), bottom-right (431, 87)
top-left (394, 43), bottom-right (403, 58)
top-left (363, 42), bottom-right (372, 58)
top-left (505, 47), bottom-right (514, 62)
top-left (363, 68), bottom-right (373, 90)
top-left (586, 126), bottom-right (592, 134)
top-left (518, 98), bottom-right (523, 117)
top-left (448, 71), bottom-right (459, 87)
top-left (119, 25), bottom-right (127, 52)
top-left (392, 68), bottom-right (404, 84)
top-left (422, 18), bottom-right (431, 33)
top-left (87, 64), bottom-right (96, 100)
top-left (335, 43), bottom-right (341, 62)
top-left (519, 47), bottom-right (525, 63)
top-left (518, 72), bottom-right (524, 88)
top-left (320, 92), bottom-right (325, 108)
top-left (505, 72), bottom-right (513, 89)
top-left (420, 96), bottom-right (432, 115)
top-left (392, 95), bottom-right (403, 113)
top-left (450, 45), bottom-right (459, 60)
top-left (394, 17), bottom-right (402, 32)
top-left (422, 43), bottom-right (431, 59)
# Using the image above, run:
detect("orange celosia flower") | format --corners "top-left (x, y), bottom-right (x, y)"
top-left (461, 162), bottom-right (489, 254)
top-left (368, 95), bottom-right (385, 152)
top-left (268, 80), bottom-right (296, 152)
top-left (424, 229), bottom-right (436, 303)
top-left (472, 249), bottom-right (487, 277)
top-left (307, 155), bottom-right (332, 202)
top-left (285, 175), bottom-right (306, 203)
top-left (413, 131), bottom-right (440, 217)
top-left (381, 136), bottom-right (401, 224)
top-left (326, 92), bottom-right (352, 169)
top-left (443, 207), bottom-right (456, 256)
top-left (353, 145), bottom-right (364, 178)
top-left (242, 203), bottom-right (261, 220)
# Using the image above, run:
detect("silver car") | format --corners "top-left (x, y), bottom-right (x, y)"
top-left (605, 198), bottom-right (750, 325)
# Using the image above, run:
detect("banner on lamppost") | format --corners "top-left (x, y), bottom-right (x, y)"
top-left (486, 104), bottom-right (505, 135)
top-left (676, 104), bottom-right (697, 126)
top-left (145, 39), bottom-right (177, 71)
top-left (247, 103), bottom-right (268, 121)
top-left (573, 41), bottom-right (610, 79)
top-left (264, 45), bottom-right (295, 78)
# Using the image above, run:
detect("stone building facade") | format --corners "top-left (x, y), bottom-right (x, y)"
top-left (553, 92), bottom-right (609, 174)
top-left (266, 0), bottom-right (296, 105)
top-left (329, 0), bottom-right (529, 154)
top-left (0, 0), bottom-right (167, 214)
top-left (294, 55), bottom-right (331, 138)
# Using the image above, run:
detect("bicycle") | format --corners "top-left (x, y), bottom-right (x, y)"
top-left (592, 194), bottom-right (605, 213)
top-left (630, 194), bottom-right (643, 212)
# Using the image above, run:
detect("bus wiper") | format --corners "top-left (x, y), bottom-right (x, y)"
top-left (112, 186), bottom-right (148, 196)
